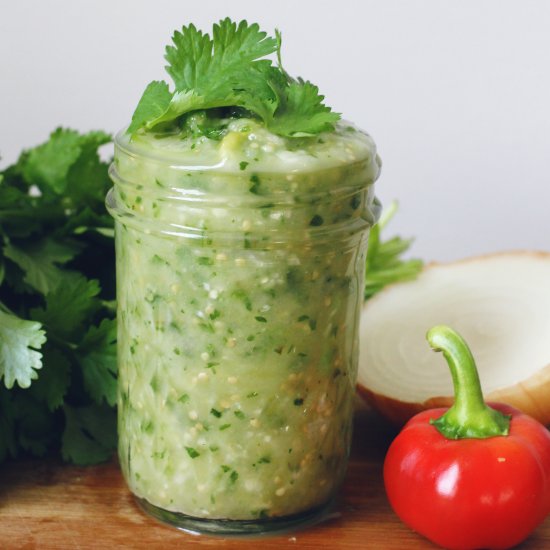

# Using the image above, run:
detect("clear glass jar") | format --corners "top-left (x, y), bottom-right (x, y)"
top-left (107, 127), bottom-right (381, 535)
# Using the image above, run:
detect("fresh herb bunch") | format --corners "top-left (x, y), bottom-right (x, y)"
top-left (365, 202), bottom-right (423, 300)
top-left (0, 129), bottom-right (117, 465)
top-left (128, 18), bottom-right (340, 137)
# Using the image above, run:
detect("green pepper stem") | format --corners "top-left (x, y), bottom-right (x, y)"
top-left (427, 325), bottom-right (510, 440)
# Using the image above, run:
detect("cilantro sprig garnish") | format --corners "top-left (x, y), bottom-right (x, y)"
top-left (128, 18), bottom-right (340, 137)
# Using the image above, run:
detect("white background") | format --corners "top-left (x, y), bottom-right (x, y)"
top-left (2, 0), bottom-right (549, 261)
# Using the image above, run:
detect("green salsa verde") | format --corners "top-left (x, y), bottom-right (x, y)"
top-left (108, 118), bottom-right (381, 528)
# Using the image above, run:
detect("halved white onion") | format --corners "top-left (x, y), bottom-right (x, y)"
top-left (357, 251), bottom-right (550, 425)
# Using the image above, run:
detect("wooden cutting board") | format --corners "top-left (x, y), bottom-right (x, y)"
top-left (1, 405), bottom-right (549, 549)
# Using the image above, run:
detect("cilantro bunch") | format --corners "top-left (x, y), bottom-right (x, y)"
top-left (0, 129), bottom-right (117, 465)
top-left (128, 18), bottom-right (340, 137)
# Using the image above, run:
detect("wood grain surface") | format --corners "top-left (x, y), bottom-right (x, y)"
top-left (1, 405), bottom-right (549, 549)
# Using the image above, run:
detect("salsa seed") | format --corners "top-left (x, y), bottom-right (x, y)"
top-left (245, 479), bottom-right (257, 491)
top-left (227, 338), bottom-right (237, 348)
top-left (188, 410), bottom-right (199, 420)
top-left (227, 376), bottom-right (238, 384)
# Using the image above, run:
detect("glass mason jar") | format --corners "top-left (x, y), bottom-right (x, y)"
top-left (107, 126), bottom-right (381, 535)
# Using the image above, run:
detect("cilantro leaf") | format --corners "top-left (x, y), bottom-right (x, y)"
top-left (128, 19), bottom-right (339, 137)
top-left (13, 392), bottom-right (57, 456)
top-left (3, 239), bottom-right (82, 295)
top-left (28, 346), bottom-right (71, 411)
top-left (21, 128), bottom-right (111, 199)
top-left (365, 202), bottom-right (423, 300)
top-left (31, 275), bottom-right (101, 341)
top-left (142, 88), bottom-right (228, 130)
top-left (0, 307), bottom-right (46, 389)
top-left (62, 403), bottom-right (117, 465)
top-left (78, 319), bottom-right (117, 406)
top-left (22, 128), bottom-right (83, 194)
top-left (165, 19), bottom-right (278, 92)
top-left (127, 81), bottom-right (172, 134)
top-left (269, 81), bottom-right (341, 137)
top-left (63, 131), bottom-right (112, 208)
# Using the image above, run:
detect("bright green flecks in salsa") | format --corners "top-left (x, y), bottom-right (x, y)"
top-left (112, 117), bottom-right (380, 520)
top-left (127, 113), bottom-right (377, 173)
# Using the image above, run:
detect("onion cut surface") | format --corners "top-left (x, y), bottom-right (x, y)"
top-left (358, 252), bottom-right (550, 425)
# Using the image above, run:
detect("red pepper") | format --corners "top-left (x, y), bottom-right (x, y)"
top-left (383, 325), bottom-right (550, 550)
